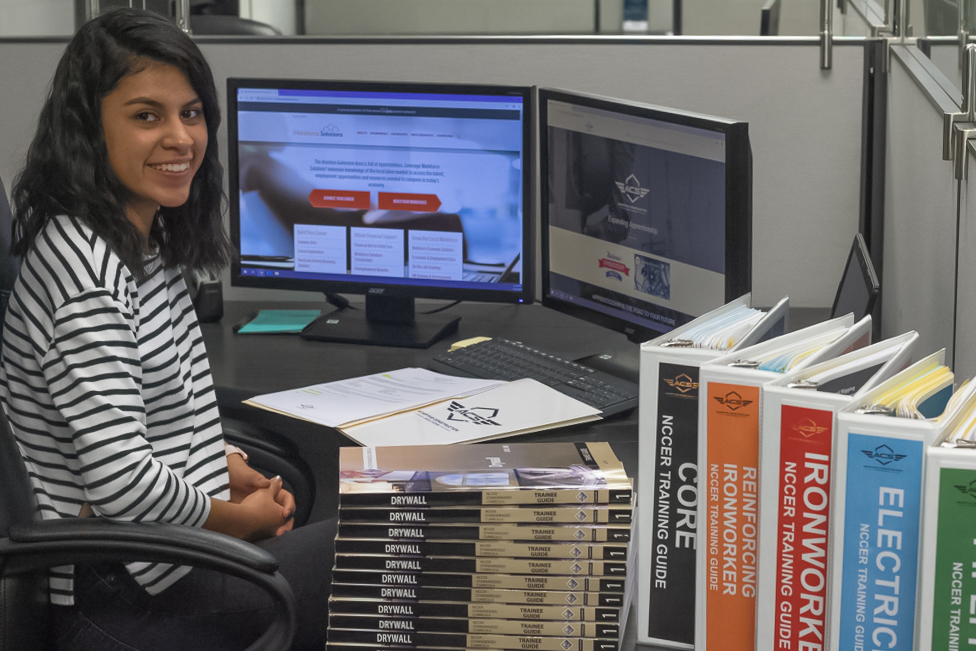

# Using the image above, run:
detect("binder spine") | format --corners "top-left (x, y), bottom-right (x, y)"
top-left (642, 361), bottom-right (700, 647)
top-left (770, 404), bottom-right (834, 651)
top-left (917, 443), bottom-right (976, 651)
top-left (700, 379), bottom-right (761, 651)
top-left (926, 465), bottom-right (976, 651)
top-left (835, 431), bottom-right (924, 651)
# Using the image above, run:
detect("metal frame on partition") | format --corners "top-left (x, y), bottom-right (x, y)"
top-left (859, 39), bottom-right (889, 340)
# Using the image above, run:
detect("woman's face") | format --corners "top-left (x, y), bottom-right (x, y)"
top-left (100, 62), bottom-right (207, 237)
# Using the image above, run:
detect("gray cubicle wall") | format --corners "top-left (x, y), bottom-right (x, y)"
top-left (0, 37), bottom-right (869, 309)
top-left (884, 44), bottom-right (961, 363)
top-left (919, 36), bottom-right (965, 92)
top-left (836, 0), bottom-right (886, 36)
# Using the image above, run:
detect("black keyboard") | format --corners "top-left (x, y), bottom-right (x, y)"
top-left (430, 338), bottom-right (639, 416)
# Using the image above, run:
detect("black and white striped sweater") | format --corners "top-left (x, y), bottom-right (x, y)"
top-left (0, 214), bottom-right (229, 604)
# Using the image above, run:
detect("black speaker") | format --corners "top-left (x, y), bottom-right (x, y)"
top-left (193, 279), bottom-right (224, 323)
top-left (182, 268), bottom-right (224, 323)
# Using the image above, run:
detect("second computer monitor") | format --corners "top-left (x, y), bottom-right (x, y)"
top-left (540, 88), bottom-right (752, 343)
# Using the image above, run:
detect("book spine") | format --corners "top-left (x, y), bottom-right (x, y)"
top-left (339, 488), bottom-right (633, 507)
top-left (327, 597), bottom-right (621, 622)
top-left (703, 381), bottom-right (761, 651)
top-left (836, 432), bottom-right (924, 651)
top-left (324, 628), bottom-right (618, 651)
top-left (333, 539), bottom-right (628, 560)
top-left (329, 583), bottom-right (623, 607)
top-left (327, 615), bottom-right (620, 638)
top-left (927, 464), bottom-right (976, 651)
top-left (773, 404), bottom-right (834, 651)
top-left (645, 362), bottom-right (700, 646)
top-left (336, 522), bottom-right (630, 543)
top-left (331, 569), bottom-right (625, 592)
top-left (337, 506), bottom-right (632, 524)
top-left (334, 554), bottom-right (627, 576)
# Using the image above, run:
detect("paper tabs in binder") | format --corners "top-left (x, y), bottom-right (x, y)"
top-left (830, 350), bottom-right (975, 651)
top-left (753, 330), bottom-right (919, 651)
top-left (636, 293), bottom-right (788, 648)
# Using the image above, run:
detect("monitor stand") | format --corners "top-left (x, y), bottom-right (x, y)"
top-left (300, 294), bottom-right (460, 349)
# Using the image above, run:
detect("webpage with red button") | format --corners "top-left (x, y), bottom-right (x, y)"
top-left (234, 87), bottom-right (526, 291)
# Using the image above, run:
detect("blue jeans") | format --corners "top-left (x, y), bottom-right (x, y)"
top-left (52, 518), bottom-right (337, 651)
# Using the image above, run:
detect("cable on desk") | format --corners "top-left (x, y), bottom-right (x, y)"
top-left (422, 300), bottom-right (461, 315)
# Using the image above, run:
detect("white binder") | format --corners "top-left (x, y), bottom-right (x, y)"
top-left (753, 331), bottom-right (918, 651)
top-left (694, 313), bottom-right (863, 651)
top-left (636, 293), bottom-right (788, 648)
top-left (829, 350), bottom-right (967, 651)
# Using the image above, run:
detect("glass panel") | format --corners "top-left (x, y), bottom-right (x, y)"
top-left (0, 0), bottom-right (847, 38)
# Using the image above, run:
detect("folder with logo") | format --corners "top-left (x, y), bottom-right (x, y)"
top-left (695, 313), bottom-right (868, 651)
top-left (829, 350), bottom-right (972, 651)
top-left (754, 331), bottom-right (918, 651)
top-left (636, 293), bottom-right (789, 648)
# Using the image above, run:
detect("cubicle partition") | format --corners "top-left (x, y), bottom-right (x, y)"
top-left (918, 35), bottom-right (966, 90)
top-left (0, 36), bottom-right (872, 311)
top-left (884, 45), bottom-right (960, 364)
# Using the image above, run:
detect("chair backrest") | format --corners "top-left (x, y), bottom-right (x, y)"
top-left (189, 14), bottom-right (281, 35)
top-left (0, 403), bottom-right (38, 539)
top-left (0, 177), bottom-right (19, 329)
top-left (0, 177), bottom-right (48, 651)
top-left (0, 177), bottom-right (33, 538)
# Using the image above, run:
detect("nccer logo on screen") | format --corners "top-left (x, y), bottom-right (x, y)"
top-left (614, 174), bottom-right (650, 204)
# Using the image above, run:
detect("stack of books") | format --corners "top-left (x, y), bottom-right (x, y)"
top-left (325, 441), bottom-right (635, 651)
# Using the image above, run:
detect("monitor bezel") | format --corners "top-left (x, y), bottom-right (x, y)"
top-left (226, 77), bottom-right (535, 305)
top-left (538, 87), bottom-right (753, 343)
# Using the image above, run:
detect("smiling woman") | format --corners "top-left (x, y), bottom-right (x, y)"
top-left (2, 8), bottom-right (336, 651)
top-left (100, 63), bottom-right (209, 238)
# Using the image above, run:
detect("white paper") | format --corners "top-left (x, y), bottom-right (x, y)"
top-left (340, 378), bottom-right (601, 446)
top-left (243, 367), bottom-right (504, 428)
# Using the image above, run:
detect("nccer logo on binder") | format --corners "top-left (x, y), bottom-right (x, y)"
top-left (713, 391), bottom-right (753, 410)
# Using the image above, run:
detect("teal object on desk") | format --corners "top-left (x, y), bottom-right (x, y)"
top-left (236, 309), bottom-right (321, 334)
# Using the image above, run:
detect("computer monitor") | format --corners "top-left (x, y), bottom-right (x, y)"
top-left (227, 79), bottom-right (533, 348)
top-left (829, 232), bottom-right (879, 322)
top-left (539, 88), bottom-right (752, 347)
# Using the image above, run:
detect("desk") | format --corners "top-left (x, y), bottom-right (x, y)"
top-left (201, 299), bottom-right (828, 651)
top-left (202, 299), bottom-right (643, 522)
top-left (201, 299), bottom-right (643, 645)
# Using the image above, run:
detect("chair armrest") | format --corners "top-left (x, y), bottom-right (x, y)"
top-left (1, 520), bottom-right (295, 651)
top-left (222, 417), bottom-right (316, 527)
top-left (9, 519), bottom-right (277, 572)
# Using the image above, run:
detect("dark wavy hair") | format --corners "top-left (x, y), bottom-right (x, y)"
top-left (11, 8), bottom-right (232, 279)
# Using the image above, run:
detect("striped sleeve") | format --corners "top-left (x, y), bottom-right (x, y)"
top-left (41, 286), bottom-right (210, 526)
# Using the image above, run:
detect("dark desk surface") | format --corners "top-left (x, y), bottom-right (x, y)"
top-left (201, 299), bottom-right (643, 522)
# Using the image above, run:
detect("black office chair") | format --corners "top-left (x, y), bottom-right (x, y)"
top-left (187, 0), bottom-right (283, 35)
top-left (189, 14), bottom-right (282, 35)
top-left (0, 177), bottom-right (300, 650)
